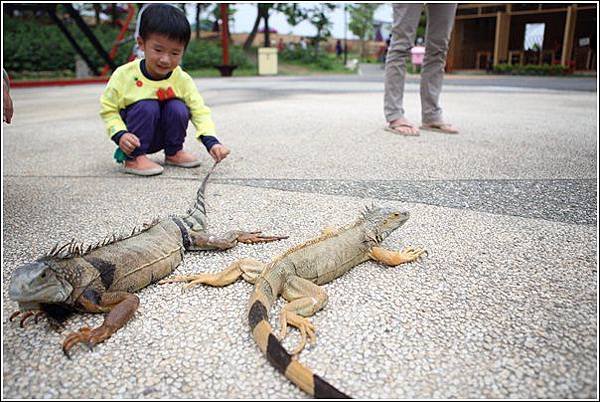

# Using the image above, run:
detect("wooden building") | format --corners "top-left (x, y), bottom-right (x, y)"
top-left (447, 3), bottom-right (597, 71)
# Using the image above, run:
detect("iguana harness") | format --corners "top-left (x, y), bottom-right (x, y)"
top-left (8, 163), bottom-right (287, 357)
top-left (161, 203), bottom-right (426, 398)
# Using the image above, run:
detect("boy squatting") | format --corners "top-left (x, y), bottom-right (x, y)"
top-left (100, 4), bottom-right (230, 176)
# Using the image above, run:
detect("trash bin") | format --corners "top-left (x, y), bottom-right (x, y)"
top-left (410, 45), bottom-right (425, 73)
top-left (258, 47), bottom-right (278, 75)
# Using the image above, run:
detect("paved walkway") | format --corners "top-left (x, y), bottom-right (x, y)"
top-left (358, 62), bottom-right (598, 92)
top-left (2, 73), bottom-right (597, 399)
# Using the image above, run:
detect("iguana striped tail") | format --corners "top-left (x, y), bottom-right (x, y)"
top-left (247, 279), bottom-right (350, 399)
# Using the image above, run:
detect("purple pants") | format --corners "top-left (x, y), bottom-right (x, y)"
top-left (120, 99), bottom-right (190, 157)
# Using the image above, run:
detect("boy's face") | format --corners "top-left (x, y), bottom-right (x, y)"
top-left (137, 33), bottom-right (185, 79)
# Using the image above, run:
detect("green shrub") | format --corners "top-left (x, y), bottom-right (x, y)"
top-left (279, 47), bottom-right (315, 63)
top-left (279, 47), bottom-right (340, 71)
top-left (492, 63), bottom-right (512, 74)
top-left (3, 15), bottom-right (252, 75)
top-left (406, 59), bottom-right (420, 74)
top-left (492, 63), bottom-right (569, 76)
top-left (3, 15), bottom-right (130, 73)
top-left (183, 40), bottom-right (252, 69)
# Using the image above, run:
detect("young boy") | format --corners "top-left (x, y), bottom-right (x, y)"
top-left (100, 4), bottom-right (229, 176)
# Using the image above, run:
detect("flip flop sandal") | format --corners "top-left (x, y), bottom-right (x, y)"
top-left (420, 123), bottom-right (459, 134)
top-left (384, 123), bottom-right (420, 137)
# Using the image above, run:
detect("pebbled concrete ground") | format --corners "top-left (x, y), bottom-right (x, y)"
top-left (2, 73), bottom-right (597, 399)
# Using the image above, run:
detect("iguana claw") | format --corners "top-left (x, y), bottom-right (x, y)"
top-left (9, 310), bottom-right (45, 328)
top-left (369, 246), bottom-right (427, 266)
top-left (401, 246), bottom-right (427, 261)
top-left (237, 231), bottom-right (289, 244)
top-left (62, 326), bottom-right (110, 358)
top-left (279, 311), bottom-right (317, 356)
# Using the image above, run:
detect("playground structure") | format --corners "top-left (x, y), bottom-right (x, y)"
top-left (6, 3), bottom-right (236, 88)
top-left (5, 3), bottom-right (134, 87)
top-left (98, 4), bottom-right (136, 76)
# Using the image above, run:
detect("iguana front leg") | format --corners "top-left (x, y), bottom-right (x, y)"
top-left (189, 231), bottom-right (288, 251)
top-left (159, 258), bottom-right (266, 289)
top-left (369, 246), bottom-right (427, 266)
top-left (280, 276), bottom-right (328, 356)
top-left (62, 291), bottom-right (139, 358)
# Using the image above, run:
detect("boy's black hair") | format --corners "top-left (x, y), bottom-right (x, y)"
top-left (139, 4), bottom-right (191, 47)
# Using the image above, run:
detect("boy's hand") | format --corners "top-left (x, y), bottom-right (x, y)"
top-left (209, 144), bottom-right (230, 162)
top-left (119, 132), bottom-right (140, 155)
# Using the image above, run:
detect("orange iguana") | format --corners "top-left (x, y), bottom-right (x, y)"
top-left (161, 203), bottom-right (426, 398)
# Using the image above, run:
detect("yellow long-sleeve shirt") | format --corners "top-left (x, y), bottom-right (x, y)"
top-left (99, 59), bottom-right (216, 140)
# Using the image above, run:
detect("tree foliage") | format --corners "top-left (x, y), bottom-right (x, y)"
top-left (2, 15), bottom-right (251, 74)
top-left (3, 15), bottom-right (131, 73)
top-left (243, 3), bottom-right (275, 49)
top-left (348, 3), bottom-right (381, 58)
top-left (275, 3), bottom-right (305, 26)
top-left (276, 3), bottom-right (336, 56)
top-left (305, 4), bottom-right (336, 56)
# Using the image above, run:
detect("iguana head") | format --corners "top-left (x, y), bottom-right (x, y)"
top-left (9, 260), bottom-right (73, 311)
top-left (363, 205), bottom-right (410, 242)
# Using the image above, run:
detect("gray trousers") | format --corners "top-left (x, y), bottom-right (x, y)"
top-left (384, 3), bottom-right (457, 124)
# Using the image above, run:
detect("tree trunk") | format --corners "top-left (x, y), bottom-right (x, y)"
top-left (243, 8), bottom-right (262, 50)
top-left (111, 3), bottom-right (117, 26)
top-left (263, 14), bottom-right (271, 47)
top-left (93, 4), bottom-right (101, 26)
top-left (195, 4), bottom-right (201, 41)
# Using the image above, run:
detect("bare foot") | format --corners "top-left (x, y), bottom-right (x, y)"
top-left (385, 117), bottom-right (420, 136)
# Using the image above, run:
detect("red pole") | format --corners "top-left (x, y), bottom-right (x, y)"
top-left (220, 3), bottom-right (229, 66)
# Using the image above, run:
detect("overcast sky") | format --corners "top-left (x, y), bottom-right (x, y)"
top-left (185, 3), bottom-right (393, 40)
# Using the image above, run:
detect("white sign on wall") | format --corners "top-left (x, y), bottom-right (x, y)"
top-left (524, 23), bottom-right (545, 51)
top-left (578, 37), bottom-right (590, 47)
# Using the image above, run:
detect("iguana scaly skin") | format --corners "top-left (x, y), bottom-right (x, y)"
top-left (8, 163), bottom-right (287, 357)
top-left (161, 204), bottom-right (426, 398)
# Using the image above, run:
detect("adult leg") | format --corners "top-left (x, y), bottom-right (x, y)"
top-left (384, 3), bottom-right (423, 135)
top-left (420, 3), bottom-right (459, 133)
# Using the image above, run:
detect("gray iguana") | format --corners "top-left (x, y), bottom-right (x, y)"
top-left (161, 203), bottom-right (426, 398)
top-left (8, 163), bottom-right (287, 357)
